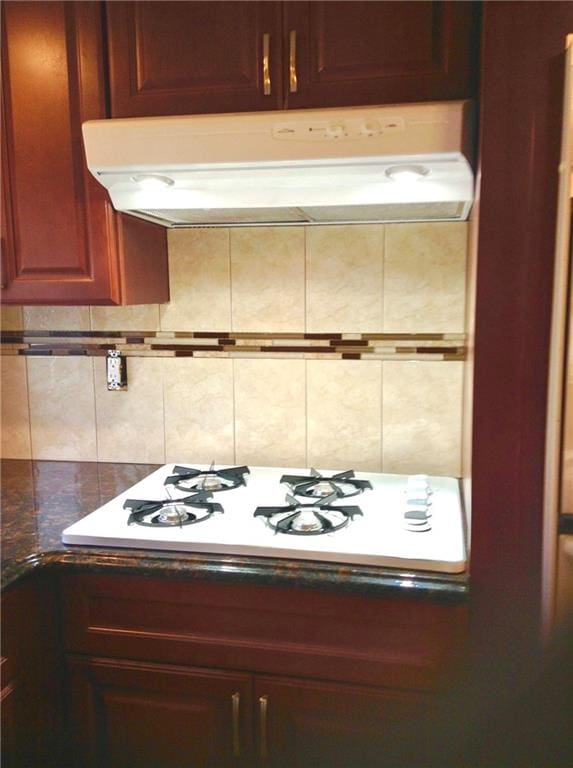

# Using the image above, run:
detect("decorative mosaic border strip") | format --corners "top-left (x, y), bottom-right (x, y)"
top-left (0, 330), bottom-right (466, 361)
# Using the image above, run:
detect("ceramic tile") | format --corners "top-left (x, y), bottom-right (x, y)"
top-left (382, 361), bottom-right (463, 476)
top-left (307, 360), bottom-right (382, 471)
top-left (231, 227), bottom-right (305, 332)
top-left (0, 305), bottom-right (23, 330)
top-left (234, 359), bottom-right (306, 467)
top-left (90, 304), bottom-right (160, 332)
top-left (27, 357), bottom-right (97, 461)
top-left (306, 225), bottom-right (384, 333)
top-left (1, 356), bottom-right (31, 458)
top-left (383, 222), bottom-right (467, 333)
top-left (94, 357), bottom-right (165, 464)
top-left (164, 358), bottom-right (234, 464)
top-left (23, 306), bottom-right (90, 331)
top-left (160, 228), bottom-right (231, 331)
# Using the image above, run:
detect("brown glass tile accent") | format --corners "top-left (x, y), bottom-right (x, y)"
top-left (193, 331), bottom-right (230, 338)
top-left (342, 353), bottom-right (362, 360)
top-left (150, 344), bottom-right (223, 352)
top-left (415, 346), bottom-right (458, 354)
top-left (332, 339), bottom-right (369, 347)
top-left (363, 333), bottom-right (446, 341)
top-left (260, 345), bottom-right (333, 353)
top-left (305, 333), bottom-right (343, 340)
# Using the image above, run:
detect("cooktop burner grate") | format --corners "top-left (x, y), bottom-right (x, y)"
top-left (164, 464), bottom-right (250, 493)
top-left (124, 491), bottom-right (223, 528)
top-left (254, 493), bottom-right (363, 535)
top-left (280, 468), bottom-right (372, 499)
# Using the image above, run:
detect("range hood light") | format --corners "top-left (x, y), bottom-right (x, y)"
top-left (131, 174), bottom-right (174, 190)
top-left (385, 165), bottom-right (430, 182)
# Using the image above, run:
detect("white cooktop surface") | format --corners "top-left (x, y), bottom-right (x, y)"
top-left (61, 465), bottom-right (467, 573)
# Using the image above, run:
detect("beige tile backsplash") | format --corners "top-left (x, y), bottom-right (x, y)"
top-left (306, 225), bottom-right (384, 333)
top-left (231, 227), bottom-right (305, 332)
top-left (383, 223), bottom-right (467, 333)
top-left (1, 356), bottom-right (31, 459)
top-left (1, 222), bottom-right (468, 474)
top-left (27, 357), bottom-right (97, 461)
top-left (94, 357), bottom-right (165, 464)
top-left (307, 360), bottom-right (382, 471)
top-left (234, 358), bottom-right (307, 467)
top-left (164, 357), bottom-right (235, 464)
top-left (160, 228), bottom-right (231, 331)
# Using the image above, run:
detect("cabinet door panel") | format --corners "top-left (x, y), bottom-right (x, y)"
top-left (107, 1), bottom-right (283, 116)
top-left (1, 1), bottom-right (117, 303)
top-left (66, 656), bottom-right (253, 768)
top-left (255, 676), bottom-right (430, 768)
top-left (285, 1), bottom-right (478, 109)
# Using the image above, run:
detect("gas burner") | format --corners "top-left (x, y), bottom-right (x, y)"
top-left (280, 468), bottom-right (372, 499)
top-left (124, 491), bottom-right (223, 527)
top-left (254, 493), bottom-right (363, 536)
top-left (164, 464), bottom-right (249, 494)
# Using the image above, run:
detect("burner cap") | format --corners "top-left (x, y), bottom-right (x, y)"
top-left (254, 494), bottom-right (363, 536)
top-left (157, 503), bottom-right (192, 525)
top-left (164, 464), bottom-right (249, 493)
top-left (124, 492), bottom-right (223, 528)
top-left (281, 469), bottom-right (372, 499)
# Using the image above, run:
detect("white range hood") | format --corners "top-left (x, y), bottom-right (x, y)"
top-left (82, 101), bottom-right (474, 228)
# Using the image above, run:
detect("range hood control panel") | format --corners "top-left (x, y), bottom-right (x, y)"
top-left (272, 116), bottom-right (406, 141)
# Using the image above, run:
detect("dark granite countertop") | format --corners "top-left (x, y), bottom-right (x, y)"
top-left (1, 459), bottom-right (469, 601)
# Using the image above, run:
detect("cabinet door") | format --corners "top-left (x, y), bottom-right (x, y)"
top-left (254, 676), bottom-right (431, 768)
top-left (65, 656), bottom-right (253, 768)
top-left (284, 1), bottom-right (479, 110)
top-left (107, 1), bottom-right (283, 117)
top-left (0, 1), bottom-right (169, 305)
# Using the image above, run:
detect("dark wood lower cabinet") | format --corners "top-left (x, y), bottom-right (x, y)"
top-left (65, 656), bottom-right (253, 768)
top-left (1, 576), bottom-right (62, 768)
top-left (65, 655), bottom-right (431, 768)
top-left (254, 676), bottom-right (428, 768)
top-left (58, 574), bottom-right (466, 768)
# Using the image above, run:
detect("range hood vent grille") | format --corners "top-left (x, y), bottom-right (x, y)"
top-left (135, 201), bottom-right (468, 228)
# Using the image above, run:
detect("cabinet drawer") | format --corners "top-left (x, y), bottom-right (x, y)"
top-left (61, 572), bottom-right (467, 690)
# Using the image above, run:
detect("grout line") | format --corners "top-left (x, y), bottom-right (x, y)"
top-left (231, 357), bottom-right (237, 464)
top-left (380, 359), bottom-right (384, 472)
top-left (91, 355), bottom-right (100, 463)
top-left (380, 223), bottom-right (385, 333)
top-left (229, 229), bottom-right (237, 464)
top-left (160, 355), bottom-right (167, 465)
top-left (228, 228), bottom-right (234, 332)
top-left (304, 358), bottom-right (308, 467)
top-left (23, 356), bottom-right (34, 461)
top-left (303, 225), bottom-right (308, 334)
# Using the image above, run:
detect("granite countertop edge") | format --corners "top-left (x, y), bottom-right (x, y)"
top-left (2, 547), bottom-right (469, 602)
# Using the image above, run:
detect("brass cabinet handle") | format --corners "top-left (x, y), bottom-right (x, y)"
top-left (259, 694), bottom-right (269, 760)
top-left (289, 30), bottom-right (298, 93)
top-left (262, 33), bottom-right (271, 95)
top-left (232, 691), bottom-right (241, 757)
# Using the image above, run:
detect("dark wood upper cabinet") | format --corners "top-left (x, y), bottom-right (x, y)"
top-left (106, 1), bottom-right (479, 118)
top-left (284, 1), bottom-right (479, 110)
top-left (107, 1), bottom-right (284, 117)
top-left (1, 1), bottom-right (169, 305)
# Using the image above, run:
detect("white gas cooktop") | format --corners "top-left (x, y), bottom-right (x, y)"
top-left (61, 464), bottom-right (467, 574)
